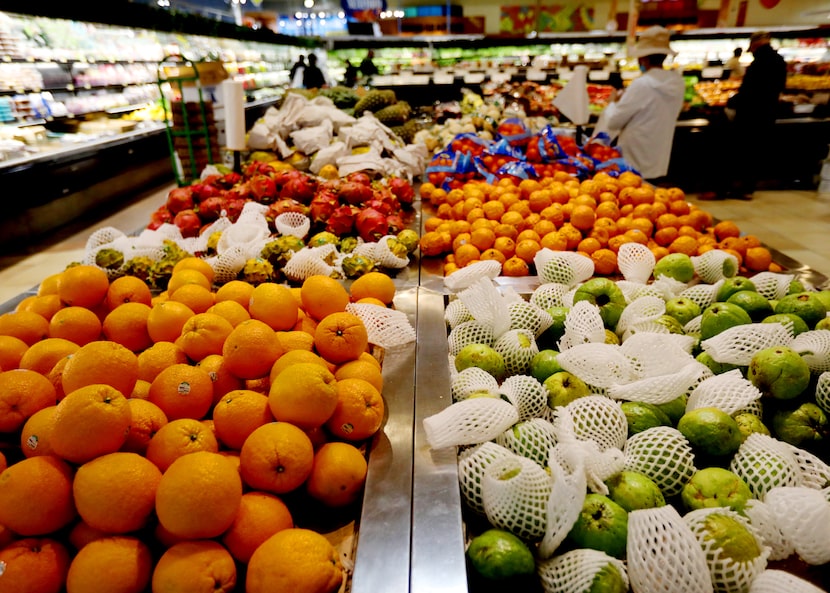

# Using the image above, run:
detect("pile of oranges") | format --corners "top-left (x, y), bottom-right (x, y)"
top-left (418, 170), bottom-right (777, 278)
top-left (0, 262), bottom-right (398, 593)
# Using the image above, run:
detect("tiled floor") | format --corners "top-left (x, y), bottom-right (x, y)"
top-left (0, 185), bottom-right (828, 308)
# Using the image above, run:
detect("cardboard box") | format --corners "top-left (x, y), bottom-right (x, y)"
top-left (162, 61), bottom-right (229, 87)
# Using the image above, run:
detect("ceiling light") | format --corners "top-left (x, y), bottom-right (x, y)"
top-left (304, 0), bottom-right (314, 7)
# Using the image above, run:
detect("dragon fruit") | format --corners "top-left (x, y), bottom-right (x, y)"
top-left (198, 197), bottom-right (225, 221)
top-left (249, 175), bottom-right (277, 204)
top-left (386, 214), bottom-right (405, 234)
top-left (241, 258), bottom-right (274, 284)
top-left (173, 209), bottom-right (202, 238)
top-left (355, 207), bottom-right (388, 243)
top-left (341, 254), bottom-right (375, 278)
top-left (338, 181), bottom-right (375, 206)
top-left (347, 171), bottom-right (373, 186)
top-left (326, 205), bottom-right (358, 236)
top-left (190, 182), bottom-right (222, 203)
top-left (388, 177), bottom-right (415, 206)
top-left (281, 173), bottom-right (318, 204)
top-left (166, 187), bottom-right (194, 214)
top-left (266, 198), bottom-right (310, 221)
top-left (223, 198), bottom-right (247, 223)
top-left (261, 236), bottom-right (305, 269)
top-left (225, 182), bottom-right (252, 202)
top-left (364, 197), bottom-right (399, 217)
top-left (219, 171), bottom-right (242, 188)
top-left (148, 205), bottom-right (174, 230)
top-left (243, 161), bottom-right (274, 178)
top-left (309, 193), bottom-right (339, 225)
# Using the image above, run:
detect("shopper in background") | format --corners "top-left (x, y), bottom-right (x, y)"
top-left (289, 55), bottom-right (306, 84)
top-left (594, 26), bottom-right (685, 183)
top-left (725, 47), bottom-right (745, 79)
top-left (343, 59), bottom-right (359, 87)
top-left (302, 54), bottom-right (327, 89)
top-left (360, 50), bottom-right (379, 78)
top-left (717, 30), bottom-right (787, 200)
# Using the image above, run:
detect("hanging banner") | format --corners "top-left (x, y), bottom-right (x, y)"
top-left (499, 4), bottom-right (595, 34)
top-left (341, 0), bottom-right (387, 22)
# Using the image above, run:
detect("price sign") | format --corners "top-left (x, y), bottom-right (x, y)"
top-left (701, 67), bottom-right (724, 79)
top-left (526, 68), bottom-right (547, 81)
top-left (463, 73), bottom-right (485, 84)
top-left (589, 70), bottom-right (611, 81)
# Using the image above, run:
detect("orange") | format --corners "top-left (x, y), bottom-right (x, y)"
top-left (239, 422), bottom-right (314, 494)
top-left (668, 235), bottom-right (699, 257)
top-left (137, 341), bottom-right (188, 383)
top-left (0, 537), bottom-right (70, 593)
top-left (514, 239), bottom-right (541, 264)
top-left (0, 334), bottom-right (29, 370)
top-left (246, 528), bottom-right (343, 593)
top-left (222, 319), bottom-right (283, 380)
top-left (591, 248), bottom-right (619, 276)
top-left (325, 377), bottom-right (385, 441)
top-left (48, 306), bottom-right (102, 346)
top-left (222, 492), bottom-right (294, 563)
top-left (713, 220), bottom-right (741, 241)
top-left (65, 536), bottom-right (152, 593)
top-left (502, 256), bottom-right (530, 277)
top-left (16, 294), bottom-right (63, 321)
top-left (18, 337), bottom-right (79, 376)
top-left (453, 243), bottom-right (480, 268)
top-left (177, 312), bottom-right (234, 362)
top-left (745, 246), bottom-right (773, 272)
top-left (57, 265), bottom-right (109, 309)
top-left (156, 451), bottom-right (242, 539)
top-left (196, 354), bottom-right (245, 404)
top-left (207, 299), bottom-right (251, 327)
top-left (51, 384), bottom-right (131, 464)
top-left (0, 310), bottom-right (50, 346)
top-left (276, 330), bottom-right (315, 352)
top-left (540, 231), bottom-right (568, 251)
top-left (314, 312), bottom-right (369, 365)
top-left (121, 398), bottom-right (168, 455)
top-left (148, 363), bottom-right (214, 421)
top-left (152, 540), bottom-right (236, 593)
top-left (349, 272), bottom-right (397, 305)
top-left (101, 302), bottom-right (152, 352)
top-left (167, 283), bottom-right (214, 314)
top-left (215, 280), bottom-right (255, 308)
top-left (654, 226), bottom-right (679, 247)
top-left (0, 369), bottom-right (57, 433)
top-left (269, 350), bottom-right (331, 383)
top-left (173, 256), bottom-right (216, 284)
top-left (68, 520), bottom-right (110, 550)
top-left (145, 417), bottom-right (219, 472)
top-left (249, 283), bottom-right (299, 331)
top-left (269, 363), bottom-right (337, 430)
top-left (719, 236), bottom-right (747, 257)
top-left (334, 359), bottom-right (384, 393)
top-left (130, 379), bottom-right (151, 400)
top-left (306, 441), bottom-right (368, 507)
top-left (480, 248), bottom-right (507, 265)
top-left (60, 340), bottom-right (139, 398)
top-left (299, 275), bottom-right (350, 321)
top-left (104, 275), bottom-right (152, 311)
top-left (147, 300), bottom-right (195, 343)
top-left (0, 450), bottom-right (5, 473)
top-left (212, 389), bottom-right (275, 451)
top-left (73, 452), bottom-right (162, 534)
top-left (37, 272), bottom-right (63, 297)
top-left (166, 269), bottom-right (212, 295)
top-left (20, 405), bottom-right (58, 458)
top-left (0, 456), bottom-right (76, 536)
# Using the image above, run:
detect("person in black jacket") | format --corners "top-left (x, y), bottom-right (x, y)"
top-left (343, 59), bottom-right (359, 87)
top-left (717, 31), bottom-right (787, 200)
top-left (302, 54), bottom-right (327, 89)
top-left (360, 50), bottom-right (379, 78)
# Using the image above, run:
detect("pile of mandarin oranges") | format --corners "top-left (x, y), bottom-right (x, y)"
top-left (0, 261), bottom-right (398, 593)
top-left (418, 170), bottom-right (776, 278)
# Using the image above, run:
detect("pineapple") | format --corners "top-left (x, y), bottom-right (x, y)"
top-left (353, 89), bottom-right (397, 115)
top-left (375, 101), bottom-right (412, 126)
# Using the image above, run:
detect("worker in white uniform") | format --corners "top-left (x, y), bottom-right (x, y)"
top-left (596, 26), bottom-right (685, 182)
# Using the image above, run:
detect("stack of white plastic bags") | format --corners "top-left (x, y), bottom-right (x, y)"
top-left (424, 242), bottom-right (830, 593)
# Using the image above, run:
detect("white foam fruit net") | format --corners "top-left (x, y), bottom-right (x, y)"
top-left (619, 332), bottom-right (697, 377)
top-left (551, 439), bottom-right (625, 496)
top-left (423, 397), bottom-right (519, 450)
top-left (743, 499), bottom-right (795, 561)
top-left (556, 343), bottom-right (638, 389)
top-left (683, 507), bottom-right (769, 593)
top-left (750, 272), bottom-right (795, 301)
top-left (508, 300), bottom-right (553, 338)
top-left (700, 322), bottom-right (794, 366)
top-left (283, 244), bottom-right (337, 281)
top-left (729, 433), bottom-right (802, 499)
top-left (481, 454), bottom-right (552, 541)
top-left (615, 295), bottom-right (664, 338)
top-left (764, 486), bottom-right (830, 565)
top-left (443, 260), bottom-right (502, 293)
top-left (627, 505), bottom-right (715, 593)
top-left (680, 279), bottom-right (725, 310)
top-left (817, 371), bottom-right (830, 414)
top-left (212, 244), bottom-right (250, 284)
top-left (553, 395), bottom-right (628, 452)
top-left (364, 235), bottom-right (409, 269)
top-left (539, 453), bottom-right (587, 559)
top-left (499, 374), bottom-right (548, 422)
top-left (785, 443), bottom-right (830, 490)
top-left (791, 330), bottom-right (830, 373)
top-left (734, 397), bottom-right (764, 418)
top-left (617, 242), bottom-right (656, 284)
top-left (273, 211), bottom-right (310, 238)
top-left (447, 320), bottom-right (496, 357)
top-left (617, 279), bottom-right (660, 303)
top-left (686, 368), bottom-right (763, 415)
top-left (458, 278), bottom-right (511, 338)
top-left (537, 548), bottom-right (629, 593)
top-left (558, 301), bottom-right (607, 350)
top-left (609, 362), bottom-right (708, 405)
top-left (444, 298), bottom-right (473, 330)
top-left (624, 426), bottom-right (697, 497)
top-left (535, 249), bottom-right (595, 287)
top-left (749, 569), bottom-right (828, 593)
top-left (345, 303), bottom-right (415, 349)
top-left (691, 249), bottom-right (739, 284)
top-left (450, 366), bottom-right (499, 402)
top-left (495, 417), bottom-right (557, 469)
top-left (458, 442), bottom-right (516, 515)
top-left (493, 329), bottom-right (539, 377)
top-left (530, 282), bottom-right (571, 310)
top-left (684, 315), bottom-right (703, 337)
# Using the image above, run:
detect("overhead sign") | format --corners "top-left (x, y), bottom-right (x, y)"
top-left (341, 0), bottom-right (387, 21)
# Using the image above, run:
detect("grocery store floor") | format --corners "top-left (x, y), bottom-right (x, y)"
top-left (0, 185), bottom-right (828, 307)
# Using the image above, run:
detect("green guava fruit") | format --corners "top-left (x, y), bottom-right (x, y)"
top-left (543, 371), bottom-right (591, 409)
top-left (748, 345), bottom-right (811, 400)
top-left (761, 313), bottom-right (810, 336)
top-left (814, 290), bottom-right (830, 311)
top-left (654, 314), bottom-right (686, 334)
top-left (665, 296), bottom-right (702, 326)
top-left (620, 401), bottom-right (672, 437)
top-left (538, 306), bottom-right (569, 350)
top-left (588, 561), bottom-right (628, 593)
top-left (699, 302), bottom-right (753, 340)
top-left (653, 252), bottom-right (695, 283)
top-left (466, 528), bottom-right (535, 580)
top-left (695, 351), bottom-right (742, 376)
top-left (455, 343), bottom-right (506, 381)
top-left (681, 467), bottom-right (753, 512)
top-left (573, 278), bottom-right (627, 331)
top-left (774, 292), bottom-right (828, 329)
top-left (733, 412), bottom-right (771, 439)
top-left (772, 403), bottom-right (829, 447)
top-left (529, 349), bottom-right (562, 384)
top-left (788, 279), bottom-right (806, 295)
top-left (605, 329), bottom-right (621, 345)
top-left (567, 493), bottom-right (628, 559)
top-left (815, 317), bottom-right (830, 331)
top-left (715, 276), bottom-right (757, 302)
top-left (605, 470), bottom-right (666, 512)
top-left (657, 394), bottom-right (688, 425)
top-left (677, 407), bottom-right (744, 457)
top-left (726, 290), bottom-right (774, 322)
top-left (699, 512), bottom-right (763, 564)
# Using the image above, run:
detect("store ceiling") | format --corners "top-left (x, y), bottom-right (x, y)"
top-left (166, 0), bottom-right (342, 19)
